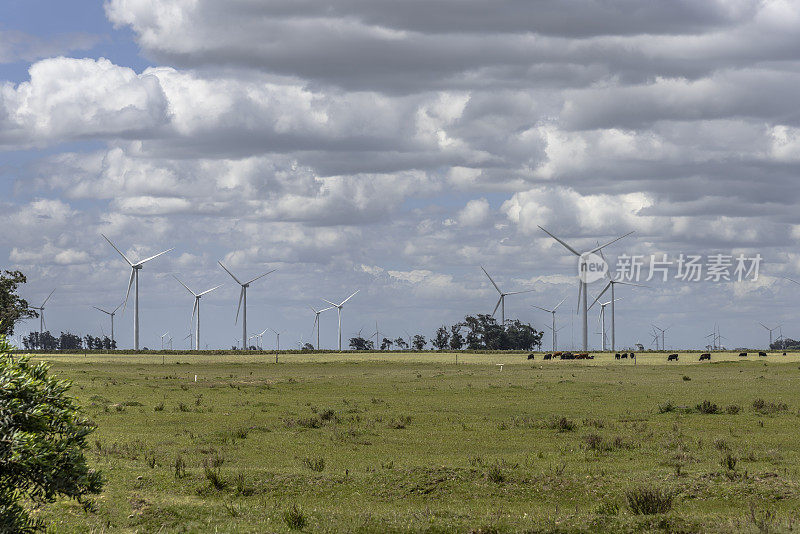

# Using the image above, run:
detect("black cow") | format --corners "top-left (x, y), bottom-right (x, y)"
top-left (699, 353), bottom-right (711, 361)
top-left (621, 352), bottom-right (628, 359)
top-left (543, 354), bottom-right (552, 360)
top-left (739, 352), bottom-right (748, 357)
top-left (758, 351), bottom-right (767, 357)
top-left (615, 353), bottom-right (621, 360)
top-left (527, 353), bottom-right (535, 360)
top-left (630, 352), bottom-right (635, 359)
top-left (667, 353), bottom-right (679, 361)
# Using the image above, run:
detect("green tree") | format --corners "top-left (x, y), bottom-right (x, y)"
top-left (0, 333), bottom-right (103, 530)
top-left (0, 271), bottom-right (38, 337)
top-left (449, 325), bottom-right (464, 350)
top-left (432, 326), bottom-right (449, 350)
top-left (412, 334), bottom-right (427, 351)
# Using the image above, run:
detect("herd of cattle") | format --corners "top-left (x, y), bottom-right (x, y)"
top-left (527, 351), bottom-right (781, 362)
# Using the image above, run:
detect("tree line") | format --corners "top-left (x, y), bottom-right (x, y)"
top-left (21, 331), bottom-right (117, 351)
top-left (349, 314), bottom-right (543, 351)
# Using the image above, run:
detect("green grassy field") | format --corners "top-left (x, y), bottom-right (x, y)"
top-left (26, 351), bottom-right (800, 532)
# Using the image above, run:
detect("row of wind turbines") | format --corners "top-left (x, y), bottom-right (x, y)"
top-left (98, 235), bottom-right (360, 351)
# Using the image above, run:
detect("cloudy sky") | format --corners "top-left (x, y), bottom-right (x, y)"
top-left (3, 0), bottom-right (800, 350)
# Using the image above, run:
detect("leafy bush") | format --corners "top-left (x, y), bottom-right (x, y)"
top-left (0, 333), bottom-right (103, 531)
top-left (657, 401), bottom-right (675, 414)
top-left (486, 463), bottom-right (505, 483)
top-left (626, 486), bottom-right (673, 515)
top-left (549, 416), bottom-right (576, 432)
top-left (301, 456), bottom-right (325, 472)
top-left (752, 398), bottom-right (788, 414)
top-left (283, 503), bottom-right (307, 530)
top-left (725, 404), bottom-right (741, 415)
top-left (720, 452), bottom-right (738, 471)
top-left (695, 400), bottom-right (720, 414)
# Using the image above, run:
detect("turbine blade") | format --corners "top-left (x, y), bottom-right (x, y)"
top-left (492, 297), bottom-right (502, 316)
top-left (122, 268), bottom-right (135, 314)
top-left (309, 305), bottom-right (318, 314)
top-left (198, 284), bottom-right (223, 296)
top-left (102, 234), bottom-right (133, 266)
top-left (92, 306), bottom-right (111, 315)
top-left (137, 247), bottom-right (174, 265)
top-left (112, 301), bottom-right (123, 314)
top-left (173, 275), bottom-right (197, 296)
top-left (218, 261), bottom-right (243, 285)
top-left (41, 288), bottom-right (56, 307)
top-left (480, 266), bottom-right (502, 294)
top-left (340, 290), bottom-right (359, 306)
top-left (191, 299), bottom-right (198, 328)
top-left (504, 288), bottom-right (535, 296)
top-left (319, 306), bottom-right (334, 312)
top-left (588, 282), bottom-right (612, 311)
top-left (530, 304), bottom-right (553, 313)
top-left (321, 298), bottom-right (338, 307)
top-left (553, 296), bottom-right (568, 311)
top-left (538, 225), bottom-right (580, 256)
top-left (245, 269), bottom-right (276, 285)
top-left (614, 280), bottom-right (646, 287)
top-left (576, 281), bottom-right (582, 314)
top-left (235, 287), bottom-right (244, 324)
top-left (587, 231), bottom-right (635, 255)
top-left (759, 322), bottom-right (768, 330)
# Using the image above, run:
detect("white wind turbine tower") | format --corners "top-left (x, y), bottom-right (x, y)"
top-left (161, 332), bottom-right (170, 350)
top-left (173, 275), bottom-right (223, 351)
top-left (587, 248), bottom-right (644, 351)
top-left (92, 301), bottom-right (122, 348)
top-left (31, 289), bottom-right (56, 342)
top-left (759, 323), bottom-right (780, 348)
top-left (218, 261), bottom-right (276, 350)
top-left (102, 234), bottom-right (173, 350)
top-left (481, 266), bottom-right (535, 325)
top-left (269, 327), bottom-right (286, 351)
top-left (321, 290), bottom-right (359, 351)
top-left (255, 328), bottom-right (269, 350)
top-left (309, 305), bottom-right (333, 350)
top-left (538, 226), bottom-right (634, 351)
top-left (592, 297), bottom-right (622, 351)
top-left (532, 296), bottom-right (567, 351)
top-left (652, 324), bottom-right (669, 350)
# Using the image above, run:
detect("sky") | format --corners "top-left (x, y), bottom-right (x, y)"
top-left (2, 0), bottom-right (800, 351)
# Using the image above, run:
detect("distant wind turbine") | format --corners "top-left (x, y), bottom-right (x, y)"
top-left (321, 290), bottom-right (359, 351)
top-left (588, 246), bottom-right (644, 351)
top-left (538, 226), bottom-right (634, 350)
top-left (173, 275), bottom-right (223, 350)
top-left (481, 266), bottom-right (534, 325)
top-left (759, 322), bottom-right (781, 348)
top-left (102, 234), bottom-right (173, 350)
top-left (309, 305), bottom-right (333, 350)
top-left (31, 289), bottom-right (56, 342)
top-left (269, 327), bottom-right (286, 351)
top-left (218, 261), bottom-right (276, 350)
top-left (531, 296), bottom-right (567, 351)
top-left (594, 297), bottom-right (622, 351)
top-left (92, 301), bottom-right (122, 348)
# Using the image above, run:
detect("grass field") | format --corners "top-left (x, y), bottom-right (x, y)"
top-left (25, 351), bottom-right (800, 532)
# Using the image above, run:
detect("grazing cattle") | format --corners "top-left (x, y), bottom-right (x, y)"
top-left (560, 352), bottom-right (575, 360)
top-left (630, 352), bottom-right (635, 359)
top-left (621, 352), bottom-right (628, 359)
top-left (527, 353), bottom-right (535, 360)
top-left (758, 351), bottom-right (767, 357)
top-left (784, 352), bottom-right (787, 356)
top-left (739, 352), bottom-right (748, 357)
top-left (699, 353), bottom-right (711, 361)
top-left (667, 353), bottom-right (679, 361)
top-left (543, 354), bottom-right (552, 360)
top-left (615, 353), bottom-right (621, 360)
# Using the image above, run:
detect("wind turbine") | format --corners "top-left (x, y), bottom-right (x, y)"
top-left (161, 332), bottom-right (170, 350)
top-left (652, 324), bottom-right (669, 350)
top-left (531, 296), bottom-right (567, 351)
top-left (218, 261), bottom-right (276, 350)
top-left (31, 289), bottom-right (56, 343)
top-left (173, 275), bottom-right (223, 351)
top-left (587, 248), bottom-right (644, 351)
top-left (538, 226), bottom-right (634, 350)
top-left (367, 321), bottom-right (381, 350)
top-left (102, 234), bottom-right (173, 350)
top-left (184, 332), bottom-right (192, 349)
top-left (594, 298), bottom-right (622, 351)
top-left (92, 301), bottom-right (122, 349)
top-left (309, 305), bottom-right (333, 350)
top-left (269, 327), bottom-right (286, 351)
top-left (650, 331), bottom-right (660, 350)
top-left (544, 323), bottom-right (566, 351)
top-left (321, 290), bottom-right (359, 351)
top-left (481, 266), bottom-right (535, 325)
top-left (759, 323), bottom-right (781, 348)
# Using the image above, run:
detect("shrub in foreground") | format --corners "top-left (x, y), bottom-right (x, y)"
top-left (0, 333), bottom-right (102, 531)
top-left (626, 486), bottom-right (673, 515)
